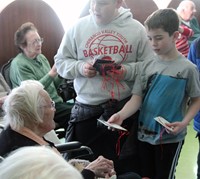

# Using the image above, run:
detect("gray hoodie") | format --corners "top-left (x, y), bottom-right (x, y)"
top-left (55, 7), bottom-right (154, 105)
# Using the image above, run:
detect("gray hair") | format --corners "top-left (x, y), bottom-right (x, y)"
top-left (0, 146), bottom-right (83, 179)
top-left (14, 22), bottom-right (38, 52)
top-left (177, 0), bottom-right (195, 12)
top-left (3, 80), bottom-right (47, 130)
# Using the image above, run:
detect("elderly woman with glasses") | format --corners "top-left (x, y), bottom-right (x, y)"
top-left (0, 80), bottom-right (57, 157)
top-left (0, 80), bottom-right (118, 179)
top-left (9, 22), bottom-right (72, 135)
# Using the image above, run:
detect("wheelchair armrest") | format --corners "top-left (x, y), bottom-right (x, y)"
top-left (0, 156), bottom-right (4, 162)
top-left (55, 141), bottom-right (82, 153)
top-left (56, 141), bottom-right (94, 161)
top-left (79, 146), bottom-right (93, 155)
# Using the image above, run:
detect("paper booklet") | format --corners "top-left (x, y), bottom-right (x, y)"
top-left (154, 116), bottom-right (174, 132)
top-left (97, 119), bottom-right (128, 131)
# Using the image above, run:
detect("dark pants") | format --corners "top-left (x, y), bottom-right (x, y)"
top-left (138, 140), bottom-right (184, 179)
top-left (65, 97), bottom-right (140, 174)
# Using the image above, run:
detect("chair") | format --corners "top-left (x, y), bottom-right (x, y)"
top-left (0, 124), bottom-right (94, 161)
top-left (56, 141), bottom-right (94, 161)
top-left (1, 58), bottom-right (13, 89)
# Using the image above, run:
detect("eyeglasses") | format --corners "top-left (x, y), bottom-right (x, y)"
top-left (28, 38), bottom-right (44, 46)
top-left (50, 101), bottom-right (55, 108)
top-left (39, 101), bottom-right (55, 109)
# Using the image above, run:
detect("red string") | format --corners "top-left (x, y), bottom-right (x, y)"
top-left (116, 130), bottom-right (130, 156)
top-left (101, 64), bottom-right (125, 100)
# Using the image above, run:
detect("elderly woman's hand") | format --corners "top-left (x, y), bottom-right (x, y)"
top-left (48, 65), bottom-right (58, 78)
top-left (85, 156), bottom-right (116, 178)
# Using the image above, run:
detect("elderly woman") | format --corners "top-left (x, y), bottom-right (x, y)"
top-left (0, 80), bottom-right (116, 179)
top-left (0, 80), bottom-right (56, 157)
top-left (10, 22), bottom-right (72, 134)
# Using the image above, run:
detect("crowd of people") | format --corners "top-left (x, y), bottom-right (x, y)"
top-left (0, 0), bottom-right (200, 179)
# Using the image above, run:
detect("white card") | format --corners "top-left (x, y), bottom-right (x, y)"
top-left (97, 119), bottom-right (127, 131)
top-left (154, 116), bottom-right (174, 132)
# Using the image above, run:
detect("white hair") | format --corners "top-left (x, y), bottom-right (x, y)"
top-left (0, 146), bottom-right (83, 179)
top-left (177, 0), bottom-right (195, 12)
top-left (3, 80), bottom-right (48, 130)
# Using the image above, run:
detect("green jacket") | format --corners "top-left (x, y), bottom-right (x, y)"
top-left (188, 17), bottom-right (200, 45)
top-left (10, 53), bottom-right (63, 103)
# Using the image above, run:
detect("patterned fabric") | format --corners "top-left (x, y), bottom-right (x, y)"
top-left (176, 25), bottom-right (193, 57)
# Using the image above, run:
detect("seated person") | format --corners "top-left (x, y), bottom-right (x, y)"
top-left (0, 80), bottom-right (116, 179)
top-left (177, 0), bottom-right (200, 45)
top-left (9, 22), bottom-right (72, 133)
top-left (0, 73), bottom-right (61, 145)
top-left (0, 73), bottom-right (10, 125)
top-left (0, 146), bottom-right (83, 179)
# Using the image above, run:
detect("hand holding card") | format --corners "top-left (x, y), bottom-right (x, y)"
top-left (97, 119), bottom-right (127, 131)
top-left (154, 116), bottom-right (174, 132)
top-left (93, 58), bottom-right (121, 75)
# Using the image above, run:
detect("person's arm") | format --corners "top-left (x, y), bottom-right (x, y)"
top-left (179, 25), bottom-right (194, 38)
top-left (49, 65), bottom-right (64, 88)
top-left (108, 94), bottom-right (142, 125)
top-left (54, 28), bottom-right (87, 80)
top-left (168, 97), bottom-right (200, 134)
top-left (36, 56), bottom-right (62, 88)
top-left (55, 22), bottom-right (154, 82)
top-left (108, 62), bottom-right (143, 125)
top-left (10, 55), bottom-right (56, 89)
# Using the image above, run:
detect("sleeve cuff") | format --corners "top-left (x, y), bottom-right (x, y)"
top-left (81, 169), bottom-right (95, 179)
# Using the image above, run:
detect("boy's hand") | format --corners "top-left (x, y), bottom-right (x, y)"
top-left (83, 62), bottom-right (97, 78)
top-left (107, 113), bottom-right (123, 126)
top-left (166, 121), bottom-right (187, 134)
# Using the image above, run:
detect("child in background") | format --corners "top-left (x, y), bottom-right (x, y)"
top-left (108, 8), bottom-right (200, 179)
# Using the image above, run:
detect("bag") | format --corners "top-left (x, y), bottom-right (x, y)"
top-left (57, 79), bottom-right (76, 102)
